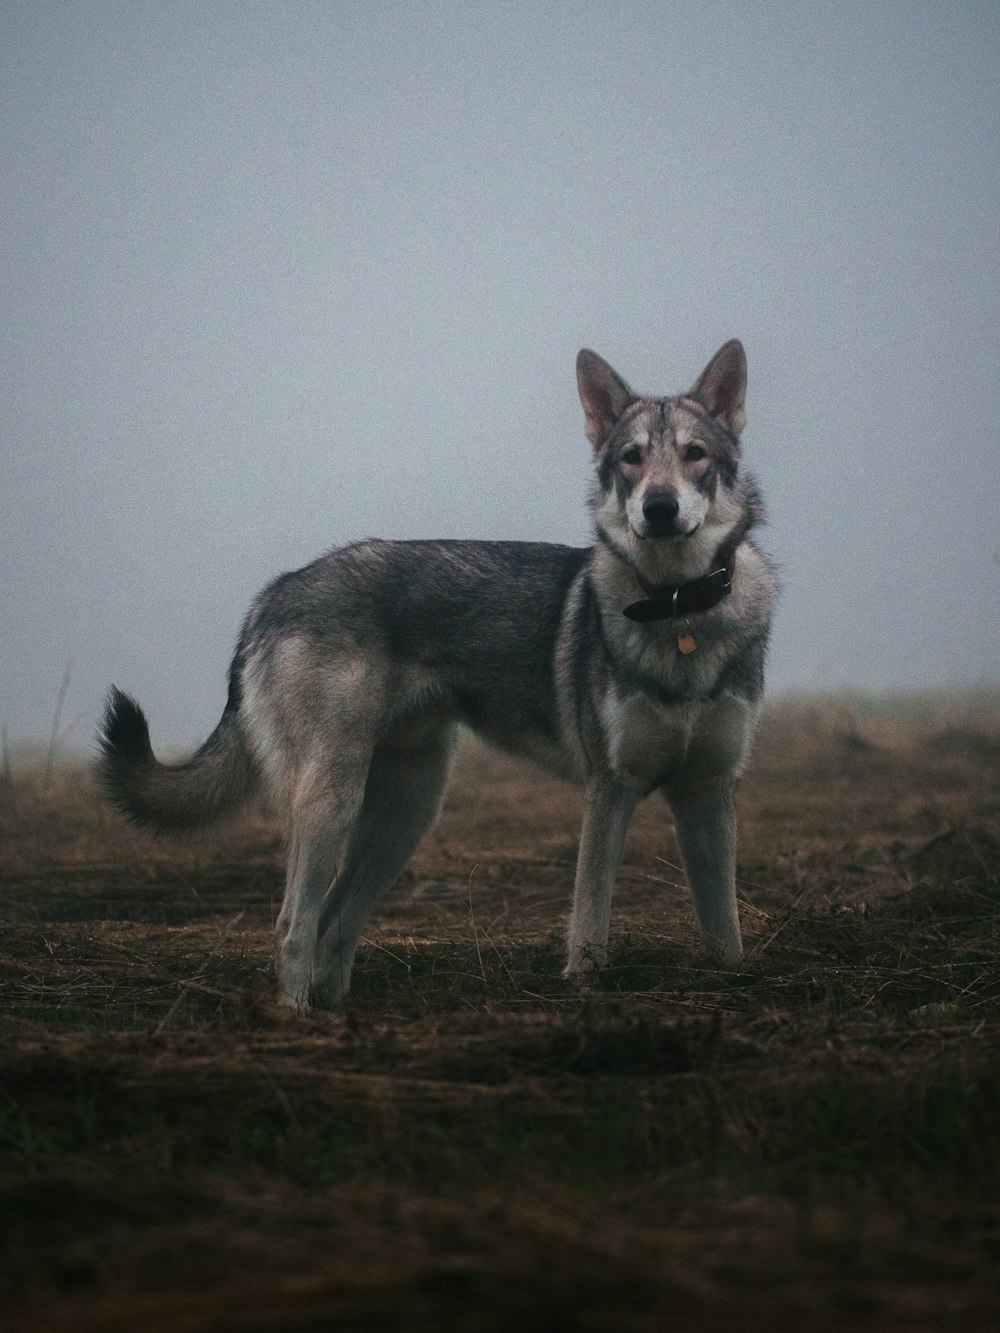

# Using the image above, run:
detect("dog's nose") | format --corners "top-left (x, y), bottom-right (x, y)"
top-left (642, 489), bottom-right (680, 533)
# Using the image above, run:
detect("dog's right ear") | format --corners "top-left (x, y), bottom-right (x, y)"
top-left (576, 350), bottom-right (634, 448)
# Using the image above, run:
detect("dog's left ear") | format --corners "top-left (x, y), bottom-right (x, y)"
top-left (690, 340), bottom-right (747, 436)
top-left (577, 350), bottom-right (634, 448)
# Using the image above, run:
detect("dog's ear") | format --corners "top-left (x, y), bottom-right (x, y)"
top-left (689, 340), bottom-right (747, 435)
top-left (576, 350), bottom-right (634, 448)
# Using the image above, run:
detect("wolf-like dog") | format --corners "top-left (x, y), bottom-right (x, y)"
top-left (98, 340), bottom-right (776, 1009)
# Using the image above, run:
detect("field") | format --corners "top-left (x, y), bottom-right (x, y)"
top-left (1, 696), bottom-right (999, 1330)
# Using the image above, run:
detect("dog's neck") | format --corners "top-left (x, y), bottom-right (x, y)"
top-left (591, 514), bottom-right (755, 625)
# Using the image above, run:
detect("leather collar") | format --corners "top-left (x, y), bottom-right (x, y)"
top-left (622, 557), bottom-right (735, 623)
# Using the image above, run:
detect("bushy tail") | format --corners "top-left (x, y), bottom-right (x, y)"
top-left (96, 687), bottom-right (258, 834)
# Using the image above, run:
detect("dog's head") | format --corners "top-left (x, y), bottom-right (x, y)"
top-left (577, 341), bottom-right (747, 546)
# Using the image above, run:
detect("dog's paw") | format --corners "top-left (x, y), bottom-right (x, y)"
top-left (699, 936), bottom-right (744, 968)
top-left (308, 984), bottom-right (347, 1012)
top-left (562, 949), bottom-right (606, 982)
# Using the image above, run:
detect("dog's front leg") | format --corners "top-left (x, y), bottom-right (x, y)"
top-left (663, 774), bottom-right (742, 964)
top-left (564, 779), bottom-right (638, 977)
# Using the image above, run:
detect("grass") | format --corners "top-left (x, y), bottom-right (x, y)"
top-left (0, 693), bottom-right (998, 1328)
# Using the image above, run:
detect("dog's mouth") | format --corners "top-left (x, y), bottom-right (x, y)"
top-left (634, 521), bottom-right (702, 542)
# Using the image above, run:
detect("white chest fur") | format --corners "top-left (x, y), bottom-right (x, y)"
top-left (603, 688), bottom-right (758, 791)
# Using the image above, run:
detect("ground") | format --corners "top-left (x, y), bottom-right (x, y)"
top-left (1, 695), bottom-right (999, 1330)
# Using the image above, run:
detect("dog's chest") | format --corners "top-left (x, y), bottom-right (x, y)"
top-left (620, 613), bottom-right (735, 695)
top-left (601, 681), bottom-right (752, 790)
top-left (601, 689), bottom-right (688, 783)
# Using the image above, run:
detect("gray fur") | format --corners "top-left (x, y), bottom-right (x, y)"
top-left (98, 340), bottom-right (777, 1008)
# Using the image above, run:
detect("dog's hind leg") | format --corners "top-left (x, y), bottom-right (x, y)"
top-left (663, 775), bottom-right (742, 964)
top-left (564, 779), bottom-right (638, 977)
top-left (275, 753), bottom-right (370, 1010)
top-left (310, 720), bottom-right (456, 1006)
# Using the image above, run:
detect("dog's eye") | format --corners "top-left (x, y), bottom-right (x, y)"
top-left (620, 447), bottom-right (642, 465)
top-left (684, 444), bottom-right (707, 463)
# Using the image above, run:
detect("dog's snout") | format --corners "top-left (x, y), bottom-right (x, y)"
top-left (642, 488), bottom-right (680, 533)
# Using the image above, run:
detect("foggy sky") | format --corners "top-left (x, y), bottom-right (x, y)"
top-left (2, 0), bottom-right (998, 752)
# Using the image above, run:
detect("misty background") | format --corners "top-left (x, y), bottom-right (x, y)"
top-left (2, 1), bottom-right (998, 754)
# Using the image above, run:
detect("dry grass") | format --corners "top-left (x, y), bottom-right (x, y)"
top-left (1, 694), bottom-right (999, 1330)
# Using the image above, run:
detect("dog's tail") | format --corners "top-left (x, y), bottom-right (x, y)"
top-left (96, 684), bottom-right (259, 834)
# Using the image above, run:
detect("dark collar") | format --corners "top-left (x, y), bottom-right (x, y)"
top-left (623, 556), bottom-right (735, 623)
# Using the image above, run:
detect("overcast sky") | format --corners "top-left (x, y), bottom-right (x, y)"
top-left (2, 0), bottom-right (998, 752)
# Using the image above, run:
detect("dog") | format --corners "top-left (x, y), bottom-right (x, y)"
top-left (98, 340), bottom-right (776, 1008)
